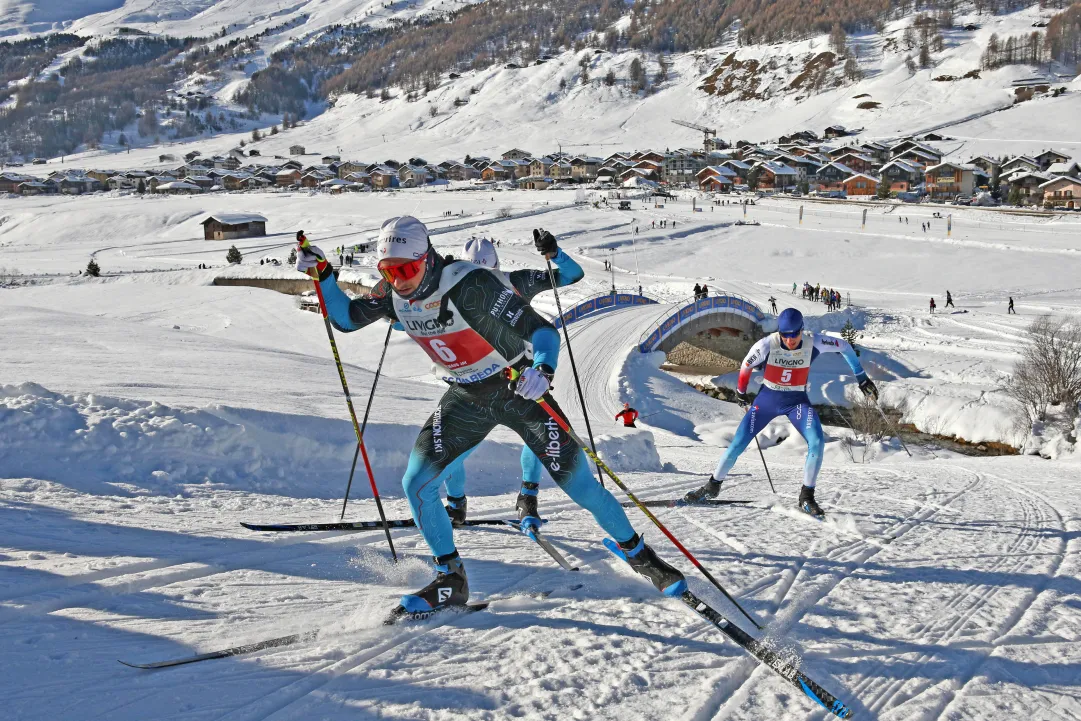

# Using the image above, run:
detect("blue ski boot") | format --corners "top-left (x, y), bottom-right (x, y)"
top-left (397, 552), bottom-right (469, 615)
top-left (516, 482), bottom-right (542, 532)
top-left (605, 534), bottom-right (687, 596)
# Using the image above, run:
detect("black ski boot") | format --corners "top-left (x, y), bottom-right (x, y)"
top-left (445, 495), bottom-right (467, 526)
top-left (683, 475), bottom-right (722, 504)
top-left (396, 552), bottom-right (469, 615)
top-left (605, 534), bottom-right (687, 597)
top-left (516, 482), bottom-right (542, 532)
top-left (798, 485), bottom-right (825, 518)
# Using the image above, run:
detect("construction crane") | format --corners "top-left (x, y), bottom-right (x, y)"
top-left (671, 119), bottom-right (719, 150)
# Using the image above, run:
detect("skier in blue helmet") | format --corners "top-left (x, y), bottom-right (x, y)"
top-left (684, 307), bottom-right (879, 517)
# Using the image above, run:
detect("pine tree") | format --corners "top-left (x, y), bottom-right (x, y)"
top-left (1008, 184), bottom-right (1022, 206)
top-left (876, 177), bottom-right (890, 199)
top-left (747, 166), bottom-right (760, 190)
top-left (604, 69), bottom-right (616, 86)
top-left (252, 128), bottom-right (261, 142)
top-left (86, 259), bottom-right (100, 277)
top-left (841, 319), bottom-right (860, 355)
top-left (226, 245), bottom-right (243, 264)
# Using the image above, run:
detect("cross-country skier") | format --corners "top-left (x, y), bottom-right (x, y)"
top-left (682, 308), bottom-right (878, 517)
top-left (615, 403), bottom-right (639, 428)
top-left (435, 234), bottom-right (584, 530)
top-left (768, 296), bottom-right (778, 314)
top-left (945, 290), bottom-right (954, 308)
top-left (296, 217), bottom-right (686, 614)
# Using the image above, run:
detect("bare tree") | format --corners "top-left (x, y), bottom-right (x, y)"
top-left (840, 396), bottom-right (892, 463)
top-left (1007, 315), bottom-right (1081, 422)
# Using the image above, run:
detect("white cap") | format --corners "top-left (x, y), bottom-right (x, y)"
top-left (462, 237), bottom-right (499, 269)
top-left (377, 216), bottom-right (430, 261)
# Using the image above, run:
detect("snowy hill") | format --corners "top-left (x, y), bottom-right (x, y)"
top-left (4, 2), bottom-right (1079, 167)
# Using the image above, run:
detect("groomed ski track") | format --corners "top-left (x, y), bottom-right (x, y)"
top-left (3, 195), bottom-right (1081, 719)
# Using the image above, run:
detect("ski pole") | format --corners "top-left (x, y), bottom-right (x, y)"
top-left (534, 394), bottom-right (763, 631)
top-left (341, 322), bottom-right (394, 520)
top-left (744, 405), bottom-right (776, 494)
top-left (876, 404), bottom-right (913, 457)
top-left (545, 256), bottom-right (605, 488)
top-left (302, 240), bottom-right (397, 562)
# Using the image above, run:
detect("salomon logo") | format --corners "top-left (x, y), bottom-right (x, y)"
top-left (438, 587), bottom-right (451, 603)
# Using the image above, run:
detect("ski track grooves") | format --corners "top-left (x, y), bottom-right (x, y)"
top-left (684, 466), bottom-right (983, 721)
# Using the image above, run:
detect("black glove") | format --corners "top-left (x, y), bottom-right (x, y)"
top-left (736, 391), bottom-right (751, 408)
top-left (859, 377), bottom-right (879, 401)
top-left (533, 228), bottom-right (558, 257)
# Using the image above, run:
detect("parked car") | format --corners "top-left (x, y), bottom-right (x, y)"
top-left (954, 195), bottom-right (973, 206)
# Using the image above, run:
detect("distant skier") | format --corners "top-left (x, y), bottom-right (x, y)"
top-left (437, 234), bottom-right (585, 529)
top-left (945, 290), bottom-right (954, 308)
top-left (792, 282), bottom-right (797, 295)
top-left (929, 297), bottom-right (936, 313)
top-left (1008, 296), bottom-right (1016, 314)
top-left (615, 402), bottom-right (639, 428)
top-left (768, 296), bottom-right (778, 314)
top-left (296, 218), bottom-right (685, 614)
top-left (683, 308), bottom-right (878, 517)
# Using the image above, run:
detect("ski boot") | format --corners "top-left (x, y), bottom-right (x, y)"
top-left (682, 475), bottom-right (722, 504)
top-left (798, 485), bottom-right (825, 519)
top-left (605, 534), bottom-right (687, 597)
top-left (395, 552), bottom-right (469, 616)
top-left (445, 495), bottom-right (467, 526)
top-left (516, 482), bottom-right (542, 533)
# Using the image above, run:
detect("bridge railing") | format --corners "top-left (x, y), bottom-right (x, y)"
top-left (553, 288), bottom-right (660, 328)
top-left (638, 291), bottom-right (767, 353)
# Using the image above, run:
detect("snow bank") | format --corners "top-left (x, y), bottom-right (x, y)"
top-left (594, 429), bottom-right (663, 473)
top-left (0, 382), bottom-right (522, 499)
top-left (884, 381), bottom-right (1026, 449)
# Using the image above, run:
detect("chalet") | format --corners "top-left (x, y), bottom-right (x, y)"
top-left (481, 162), bottom-right (510, 182)
top-left (279, 159), bottom-right (303, 171)
top-left (501, 148), bottom-right (532, 161)
top-left (146, 176), bottom-right (176, 192)
top-left (823, 125), bottom-right (849, 139)
top-left (369, 166), bottom-right (398, 189)
top-left (890, 139), bottom-right (939, 158)
top-left (337, 161), bottom-right (368, 179)
top-left (321, 155), bottom-right (341, 165)
top-left (441, 161), bottom-right (477, 182)
top-left (1046, 160), bottom-right (1081, 178)
top-left (398, 165), bottom-right (430, 187)
top-left (705, 137), bottom-right (730, 152)
top-left (814, 162), bottom-right (856, 192)
top-left (344, 172), bottom-right (372, 186)
top-left (780, 154), bottom-right (823, 181)
top-left (201, 213), bottom-right (267, 241)
top-left (320, 178), bottom-right (353, 193)
top-left (155, 180), bottom-right (202, 195)
top-left (1009, 171), bottom-right (1052, 203)
top-left (753, 161), bottom-right (798, 190)
top-left (58, 176), bottom-right (99, 194)
top-left (631, 150), bottom-right (666, 164)
top-left (570, 156), bottom-right (602, 181)
top-left (518, 176), bottom-right (552, 190)
top-left (85, 169), bottom-right (113, 184)
top-left (106, 175), bottom-right (132, 191)
top-left (1002, 155), bottom-right (1040, 175)
top-left (510, 159), bottom-right (532, 179)
top-left (467, 156), bottom-right (491, 171)
top-left (229, 148), bottom-right (246, 160)
top-left (861, 141), bottom-right (891, 164)
top-left (222, 173), bottom-right (253, 191)
top-left (920, 132), bottom-right (948, 142)
top-left (275, 168), bottom-right (302, 187)
top-left (970, 156), bottom-right (999, 174)
top-left (721, 159), bottom-right (752, 181)
top-left (184, 151), bottom-right (202, 162)
top-left (878, 159), bottom-right (923, 192)
top-left (529, 157), bottom-right (554, 178)
top-left (249, 149), bottom-right (261, 157)
top-left (0, 172), bottom-right (31, 193)
top-left (300, 172), bottom-right (327, 188)
top-left (895, 147), bottom-right (941, 168)
top-left (17, 180), bottom-right (57, 195)
top-left (289, 145), bottom-right (306, 156)
top-left (596, 167), bottom-right (618, 185)
top-left (550, 162), bottom-right (572, 180)
top-left (835, 153), bottom-right (876, 175)
top-left (1034, 149), bottom-right (1071, 171)
top-left (925, 162), bottom-right (982, 200)
top-left (828, 144), bottom-right (866, 160)
top-left (842, 173), bottom-right (880, 197)
top-left (697, 166), bottom-right (736, 192)
top-left (1038, 176), bottom-right (1081, 209)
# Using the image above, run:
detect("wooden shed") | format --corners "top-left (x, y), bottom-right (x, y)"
top-left (201, 213), bottom-right (268, 241)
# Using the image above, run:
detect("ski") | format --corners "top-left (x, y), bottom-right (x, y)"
top-left (620, 499), bottom-right (753, 509)
top-left (505, 521), bottom-right (579, 571)
top-left (383, 601), bottom-right (490, 625)
top-left (118, 631), bottom-right (318, 670)
top-left (603, 546), bottom-right (855, 718)
top-left (679, 589), bottom-right (855, 719)
top-left (240, 518), bottom-right (522, 533)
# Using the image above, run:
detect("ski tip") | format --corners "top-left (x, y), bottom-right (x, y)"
top-left (118, 660), bottom-right (149, 669)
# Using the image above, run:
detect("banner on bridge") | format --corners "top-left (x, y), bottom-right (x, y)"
top-left (554, 292), bottom-right (658, 328)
